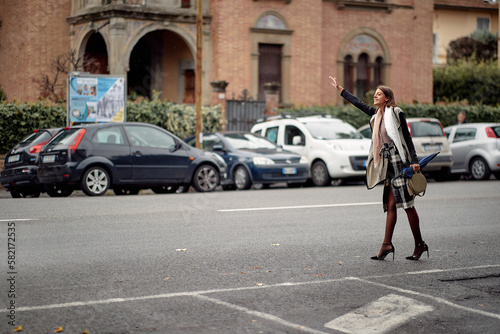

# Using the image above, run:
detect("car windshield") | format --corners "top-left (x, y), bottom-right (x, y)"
top-left (303, 122), bottom-right (362, 140)
top-left (410, 121), bottom-right (443, 137)
top-left (224, 133), bottom-right (277, 150)
top-left (20, 131), bottom-right (53, 145)
top-left (45, 129), bottom-right (82, 148)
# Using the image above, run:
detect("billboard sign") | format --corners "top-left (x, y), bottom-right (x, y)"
top-left (67, 73), bottom-right (126, 126)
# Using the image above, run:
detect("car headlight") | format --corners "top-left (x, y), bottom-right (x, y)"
top-left (253, 156), bottom-right (275, 165)
top-left (299, 156), bottom-right (308, 164)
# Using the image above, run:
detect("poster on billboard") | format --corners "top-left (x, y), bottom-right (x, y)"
top-left (67, 73), bottom-right (126, 126)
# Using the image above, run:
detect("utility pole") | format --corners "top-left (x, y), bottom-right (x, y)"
top-left (195, 0), bottom-right (203, 149)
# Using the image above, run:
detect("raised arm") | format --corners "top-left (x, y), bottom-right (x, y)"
top-left (329, 76), bottom-right (376, 117)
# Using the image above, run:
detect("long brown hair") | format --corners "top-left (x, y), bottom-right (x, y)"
top-left (377, 85), bottom-right (397, 107)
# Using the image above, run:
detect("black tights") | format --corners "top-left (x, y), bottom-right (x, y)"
top-left (379, 188), bottom-right (423, 255)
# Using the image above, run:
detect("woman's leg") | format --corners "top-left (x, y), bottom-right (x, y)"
top-left (405, 206), bottom-right (424, 256)
top-left (378, 188), bottom-right (397, 255)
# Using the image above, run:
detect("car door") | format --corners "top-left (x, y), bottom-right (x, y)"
top-left (281, 124), bottom-right (308, 158)
top-left (124, 125), bottom-right (190, 181)
top-left (90, 126), bottom-right (132, 181)
top-left (450, 127), bottom-right (477, 171)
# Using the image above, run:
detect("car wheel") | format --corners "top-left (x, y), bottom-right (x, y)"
top-left (234, 166), bottom-right (251, 190)
top-left (192, 164), bottom-right (219, 192)
top-left (18, 188), bottom-right (41, 198)
top-left (9, 189), bottom-right (21, 198)
top-left (151, 185), bottom-right (179, 194)
top-left (469, 157), bottom-right (491, 180)
top-left (311, 160), bottom-right (331, 186)
top-left (113, 187), bottom-right (140, 195)
top-left (45, 184), bottom-right (73, 197)
top-left (81, 167), bottom-right (110, 196)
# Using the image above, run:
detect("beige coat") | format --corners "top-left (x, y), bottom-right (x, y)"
top-left (366, 107), bottom-right (413, 189)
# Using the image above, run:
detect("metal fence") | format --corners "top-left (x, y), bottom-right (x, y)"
top-left (226, 90), bottom-right (266, 131)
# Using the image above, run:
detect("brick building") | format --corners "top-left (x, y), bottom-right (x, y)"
top-left (0, 0), bottom-right (435, 107)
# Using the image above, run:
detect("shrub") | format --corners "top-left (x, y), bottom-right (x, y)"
top-left (0, 98), bottom-right (223, 154)
top-left (433, 61), bottom-right (500, 105)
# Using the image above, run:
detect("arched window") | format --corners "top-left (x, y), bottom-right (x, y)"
top-left (374, 56), bottom-right (383, 88)
top-left (344, 55), bottom-right (354, 94)
top-left (357, 53), bottom-right (369, 98)
top-left (337, 31), bottom-right (388, 103)
top-left (256, 15), bottom-right (286, 30)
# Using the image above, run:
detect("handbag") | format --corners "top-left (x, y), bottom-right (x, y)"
top-left (407, 172), bottom-right (427, 196)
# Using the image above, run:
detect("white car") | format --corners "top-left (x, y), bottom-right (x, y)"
top-left (358, 117), bottom-right (454, 181)
top-left (251, 115), bottom-right (371, 186)
top-left (444, 123), bottom-right (500, 180)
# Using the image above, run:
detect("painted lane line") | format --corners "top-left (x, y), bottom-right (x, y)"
top-left (353, 277), bottom-right (500, 320)
top-left (324, 294), bottom-right (434, 334)
top-left (195, 294), bottom-right (330, 334)
top-left (365, 264), bottom-right (500, 280)
top-left (218, 202), bottom-right (381, 212)
top-left (4, 265), bottom-right (500, 318)
top-left (6, 278), bottom-right (351, 313)
top-left (0, 219), bottom-right (36, 222)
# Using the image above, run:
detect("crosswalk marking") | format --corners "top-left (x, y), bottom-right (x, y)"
top-left (324, 294), bottom-right (433, 334)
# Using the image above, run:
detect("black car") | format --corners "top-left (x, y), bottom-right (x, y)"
top-left (1, 128), bottom-right (62, 198)
top-left (186, 132), bottom-right (309, 190)
top-left (37, 123), bottom-right (227, 196)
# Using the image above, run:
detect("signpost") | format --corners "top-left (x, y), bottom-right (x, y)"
top-left (67, 72), bottom-right (127, 126)
top-left (195, 0), bottom-right (203, 148)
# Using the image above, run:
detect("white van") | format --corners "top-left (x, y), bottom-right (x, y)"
top-left (251, 115), bottom-right (371, 186)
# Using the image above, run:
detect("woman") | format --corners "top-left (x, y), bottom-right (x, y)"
top-left (329, 76), bottom-right (429, 261)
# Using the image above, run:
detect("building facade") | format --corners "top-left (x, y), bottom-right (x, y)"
top-left (433, 0), bottom-right (499, 65)
top-left (1, 0), bottom-right (438, 107)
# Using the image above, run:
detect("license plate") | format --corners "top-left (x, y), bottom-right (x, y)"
top-left (282, 167), bottom-right (297, 175)
top-left (424, 144), bottom-right (441, 151)
top-left (8, 154), bottom-right (20, 163)
top-left (42, 155), bottom-right (56, 163)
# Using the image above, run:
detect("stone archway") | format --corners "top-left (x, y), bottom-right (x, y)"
top-left (124, 22), bottom-right (198, 102)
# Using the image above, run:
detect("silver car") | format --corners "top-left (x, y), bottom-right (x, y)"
top-left (358, 117), bottom-right (454, 180)
top-left (444, 123), bottom-right (500, 180)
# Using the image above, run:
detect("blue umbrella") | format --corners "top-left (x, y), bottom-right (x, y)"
top-left (402, 152), bottom-right (440, 178)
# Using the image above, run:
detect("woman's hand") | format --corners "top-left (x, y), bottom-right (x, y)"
top-left (411, 164), bottom-right (421, 173)
top-left (329, 76), bottom-right (343, 92)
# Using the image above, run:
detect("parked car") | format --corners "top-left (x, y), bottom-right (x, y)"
top-left (1, 128), bottom-right (62, 198)
top-left (251, 115), bottom-right (371, 186)
top-left (358, 117), bottom-right (453, 181)
top-left (185, 132), bottom-right (309, 190)
top-left (443, 123), bottom-right (500, 180)
top-left (37, 123), bottom-right (227, 196)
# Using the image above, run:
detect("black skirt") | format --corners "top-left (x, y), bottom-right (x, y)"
top-left (381, 143), bottom-right (414, 212)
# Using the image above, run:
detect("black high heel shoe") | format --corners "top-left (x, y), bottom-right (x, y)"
top-left (406, 242), bottom-right (429, 260)
top-left (370, 243), bottom-right (395, 261)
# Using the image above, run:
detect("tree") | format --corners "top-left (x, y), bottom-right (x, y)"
top-left (32, 50), bottom-right (97, 102)
top-left (448, 30), bottom-right (498, 63)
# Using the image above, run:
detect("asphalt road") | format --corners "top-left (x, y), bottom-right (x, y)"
top-left (1, 180), bottom-right (499, 334)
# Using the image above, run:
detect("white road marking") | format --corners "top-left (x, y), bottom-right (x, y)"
top-left (218, 202), bottom-right (381, 212)
top-left (324, 294), bottom-right (433, 334)
top-left (195, 294), bottom-right (329, 334)
top-left (0, 219), bottom-right (36, 222)
top-left (2, 265), bottom-right (499, 327)
top-left (353, 277), bottom-right (500, 320)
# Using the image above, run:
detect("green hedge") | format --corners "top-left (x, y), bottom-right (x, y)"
top-left (433, 61), bottom-right (500, 105)
top-left (0, 100), bottom-right (223, 154)
top-left (2, 99), bottom-right (500, 154)
top-left (280, 103), bottom-right (500, 129)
